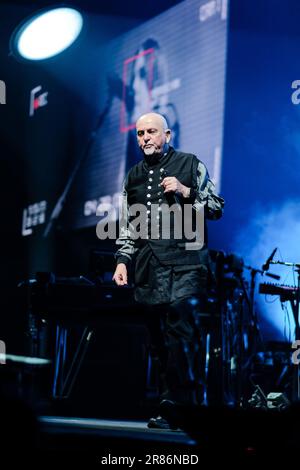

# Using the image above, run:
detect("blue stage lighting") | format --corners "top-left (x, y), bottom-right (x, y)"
top-left (11, 7), bottom-right (83, 61)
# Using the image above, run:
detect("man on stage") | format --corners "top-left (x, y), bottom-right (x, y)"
top-left (113, 112), bottom-right (224, 429)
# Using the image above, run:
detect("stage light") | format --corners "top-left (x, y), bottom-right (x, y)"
top-left (10, 7), bottom-right (83, 61)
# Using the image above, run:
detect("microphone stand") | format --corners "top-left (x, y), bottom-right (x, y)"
top-left (231, 265), bottom-right (268, 406)
top-left (243, 265), bottom-right (280, 345)
top-left (244, 266), bottom-right (262, 339)
top-left (270, 260), bottom-right (300, 400)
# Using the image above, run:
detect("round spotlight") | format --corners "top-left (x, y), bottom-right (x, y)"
top-left (11, 7), bottom-right (83, 61)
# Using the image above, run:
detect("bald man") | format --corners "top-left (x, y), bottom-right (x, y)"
top-left (113, 113), bottom-right (224, 429)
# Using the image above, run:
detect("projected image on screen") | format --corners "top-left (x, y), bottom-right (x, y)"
top-left (66, 0), bottom-right (228, 230)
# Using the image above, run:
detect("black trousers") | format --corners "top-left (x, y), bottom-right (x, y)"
top-left (145, 296), bottom-right (207, 406)
top-left (135, 250), bottom-right (209, 405)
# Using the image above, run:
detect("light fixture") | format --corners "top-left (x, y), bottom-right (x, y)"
top-left (10, 7), bottom-right (83, 61)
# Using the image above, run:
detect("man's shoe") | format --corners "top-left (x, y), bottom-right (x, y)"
top-left (147, 415), bottom-right (171, 430)
top-left (147, 416), bottom-right (178, 431)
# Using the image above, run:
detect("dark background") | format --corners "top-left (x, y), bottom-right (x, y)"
top-left (1, 0), bottom-right (300, 415)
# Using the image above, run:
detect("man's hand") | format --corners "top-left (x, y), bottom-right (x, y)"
top-left (112, 263), bottom-right (128, 286)
top-left (161, 177), bottom-right (190, 198)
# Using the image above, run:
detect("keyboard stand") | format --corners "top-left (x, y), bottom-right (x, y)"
top-left (52, 325), bottom-right (94, 399)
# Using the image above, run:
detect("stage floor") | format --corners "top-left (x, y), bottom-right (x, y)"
top-left (39, 415), bottom-right (195, 444)
top-left (36, 415), bottom-right (201, 464)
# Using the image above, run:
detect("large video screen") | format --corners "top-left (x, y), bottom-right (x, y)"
top-left (64, 0), bottom-right (228, 230)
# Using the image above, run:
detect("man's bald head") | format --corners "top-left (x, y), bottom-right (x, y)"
top-left (136, 113), bottom-right (171, 157)
top-left (136, 112), bottom-right (169, 131)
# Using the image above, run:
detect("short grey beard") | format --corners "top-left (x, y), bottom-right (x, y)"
top-left (143, 147), bottom-right (156, 155)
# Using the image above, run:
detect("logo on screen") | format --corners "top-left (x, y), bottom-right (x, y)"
top-left (29, 85), bottom-right (48, 117)
top-left (22, 200), bottom-right (47, 236)
top-left (199, 0), bottom-right (228, 22)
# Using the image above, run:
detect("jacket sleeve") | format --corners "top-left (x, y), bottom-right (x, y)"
top-left (115, 178), bottom-right (138, 266)
top-left (189, 160), bottom-right (225, 220)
